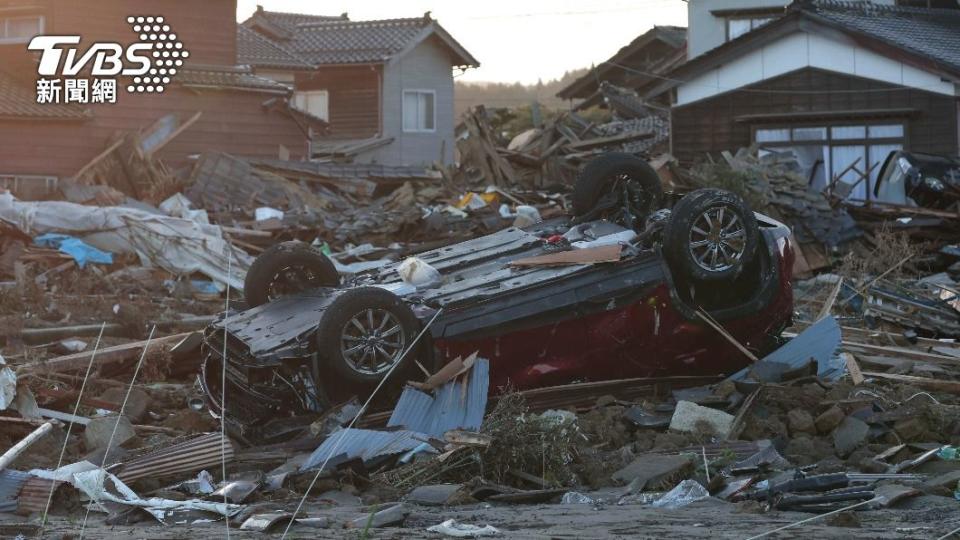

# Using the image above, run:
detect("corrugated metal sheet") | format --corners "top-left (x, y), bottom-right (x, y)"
top-left (302, 429), bottom-right (431, 470)
top-left (728, 316), bottom-right (842, 382)
top-left (116, 433), bottom-right (234, 483)
top-left (16, 476), bottom-right (60, 516)
top-left (0, 470), bottom-right (30, 514)
top-left (387, 358), bottom-right (489, 438)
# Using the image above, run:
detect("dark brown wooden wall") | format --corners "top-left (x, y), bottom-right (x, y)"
top-left (0, 0), bottom-right (236, 79)
top-left (0, 87), bottom-right (310, 178)
top-left (296, 65), bottom-right (381, 138)
top-left (0, 0), bottom-right (314, 179)
top-left (671, 68), bottom-right (960, 163)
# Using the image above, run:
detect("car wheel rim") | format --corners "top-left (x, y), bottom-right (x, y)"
top-left (267, 265), bottom-right (320, 301)
top-left (340, 309), bottom-right (406, 375)
top-left (688, 205), bottom-right (746, 272)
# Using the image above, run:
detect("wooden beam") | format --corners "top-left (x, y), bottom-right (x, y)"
top-left (863, 371), bottom-right (960, 393)
top-left (16, 332), bottom-right (195, 375)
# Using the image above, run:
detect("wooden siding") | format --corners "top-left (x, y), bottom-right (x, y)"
top-left (671, 67), bottom-right (959, 163)
top-left (0, 0), bottom-right (235, 79)
top-left (296, 65), bottom-right (381, 138)
top-left (0, 87), bottom-right (310, 178)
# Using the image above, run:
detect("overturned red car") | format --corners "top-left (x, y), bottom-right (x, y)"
top-left (200, 154), bottom-right (794, 442)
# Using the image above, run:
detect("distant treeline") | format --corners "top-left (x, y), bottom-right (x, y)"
top-left (454, 68), bottom-right (590, 119)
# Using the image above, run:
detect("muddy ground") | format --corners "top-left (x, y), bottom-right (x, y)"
top-left (14, 492), bottom-right (958, 539)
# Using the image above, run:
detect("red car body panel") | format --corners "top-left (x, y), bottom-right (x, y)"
top-left (434, 237), bottom-right (794, 390)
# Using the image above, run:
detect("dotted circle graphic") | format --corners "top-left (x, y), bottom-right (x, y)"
top-left (125, 15), bottom-right (188, 94)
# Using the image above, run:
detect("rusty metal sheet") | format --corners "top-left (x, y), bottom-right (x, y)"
top-left (116, 433), bottom-right (234, 483)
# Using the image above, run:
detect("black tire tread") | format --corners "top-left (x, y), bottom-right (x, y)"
top-left (572, 152), bottom-right (664, 217)
top-left (244, 241), bottom-right (338, 308)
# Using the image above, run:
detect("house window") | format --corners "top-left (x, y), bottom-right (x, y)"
top-left (403, 90), bottom-right (435, 132)
top-left (291, 90), bottom-right (328, 121)
top-left (0, 15), bottom-right (43, 43)
top-left (754, 122), bottom-right (906, 202)
top-left (727, 16), bottom-right (774, 41)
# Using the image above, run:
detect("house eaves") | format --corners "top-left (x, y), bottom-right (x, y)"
top-left (644, 1), bottom-right (960, 102)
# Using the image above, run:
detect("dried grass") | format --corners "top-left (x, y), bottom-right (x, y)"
top-left (376, 389), bottom-right (579, 489)
top-left (836, 222), bottom-right (923, 282)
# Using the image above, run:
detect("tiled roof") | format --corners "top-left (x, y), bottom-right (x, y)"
top-left (286, 17), bottom-right (434, 65)
top-left (254, 9), bottom-right (348, 32)
top-left (557, 26), bottom-right (687, 100)
top-left (237, 25), bottom-right (312, 70)
top-left (646, 0), bottom-right (960, 99)
top-left (0, 71), bottom-right (89, 120)
top-left (242, 12), bottom-right (478, 68)
top-left (806, 0), bottom-right (960, 75)
top-left (176, 65), bottom-right (291, 93)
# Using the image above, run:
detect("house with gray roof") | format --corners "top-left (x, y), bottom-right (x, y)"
top-left (653, 0), bottom-right (960, 202)
top-left (239, 7), bottom-right (479, 166)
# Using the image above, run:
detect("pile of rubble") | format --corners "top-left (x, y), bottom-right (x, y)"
top-left (0, 301), bottom-right (958, 537)
top-left (455, 89), bottom-right (670, 189)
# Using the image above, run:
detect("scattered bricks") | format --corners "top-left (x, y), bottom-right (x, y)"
top-left (893, 417), bottom-right (927, 441)
top-left (815, 406), bottom-right (845, 434)
top-left (833, 416), bottom-right (869, 457)
top-left (787, 409), bottom-right (815, 435)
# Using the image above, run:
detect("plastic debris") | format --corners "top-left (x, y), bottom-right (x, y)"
top-left (427, 519), bottom-right (501, 537)
top-left (0, 355), bottom-right (16, 411)
top-left (398, 256), bottom-right (442, 287)
top-left (938, 446), bottom-right (959, 460)
top-left (34, 233), bottom-right (113, 268)
top-left (651, 480), bottom-right (710, 509)
top-left (561, 491), bottom-right (595, 505)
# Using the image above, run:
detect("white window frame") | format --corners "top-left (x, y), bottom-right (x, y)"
top-left (291, 89), bottom-right (329, 121)
top-left (0, 15), bottom-right (44, 44)
top-left (726, 16), bottom-right (774, 42)
top-left (402, 89), bottom-right (436, 133)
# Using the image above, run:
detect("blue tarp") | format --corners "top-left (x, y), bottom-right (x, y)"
top-left (34, 233), bottom-right (113, 268)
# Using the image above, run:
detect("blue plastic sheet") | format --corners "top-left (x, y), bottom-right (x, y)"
top-left (34, 233), bottom-right (113, 268)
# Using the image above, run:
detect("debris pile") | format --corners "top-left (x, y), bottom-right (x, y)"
top-left (455, 100), bottom-right (668, 188)
top-left (1, 303), bottom-right (958, 537)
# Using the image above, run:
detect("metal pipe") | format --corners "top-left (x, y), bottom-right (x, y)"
top-left (0, 421), bottom-right (55, 470)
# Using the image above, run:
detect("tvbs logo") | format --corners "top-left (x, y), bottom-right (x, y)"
top-left (29, 16), bottom-right (189, 104)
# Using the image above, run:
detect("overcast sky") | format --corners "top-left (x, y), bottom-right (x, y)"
top-left (236, 0), bottom-right (687, 84)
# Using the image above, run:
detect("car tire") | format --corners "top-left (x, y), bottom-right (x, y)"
top-left (663, 188), bottom-right (759, 282)
top-left (244, 241), bottom-right (339, 308)
top-left (316, 287), bottom-right (421, 387)
top-left (572, 153), bottom-right (664, 227)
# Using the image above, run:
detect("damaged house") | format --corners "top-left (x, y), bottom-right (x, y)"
top-left (239, 7), bottom-right (479, 165)
top-left (553, 26), bottom-right (686, 156)
top-left (649, 0), bottom-right (960, 202)
top-left (0, 0), bottom-right (321, 199)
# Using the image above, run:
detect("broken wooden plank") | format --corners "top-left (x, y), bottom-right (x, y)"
top-left (862, 371), bottom-right (960, 392)
top-left (510, 245), bottom-right (621, 267)
top-left (17, 332), bottom-right (195, 375)
top-left (696, 309), bottom-right (759, 362)
top-left (842, 353), bottom-right (864, 385)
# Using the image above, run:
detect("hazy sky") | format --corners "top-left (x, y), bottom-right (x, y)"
top-left (236, 0), bottom-right (687, 84)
